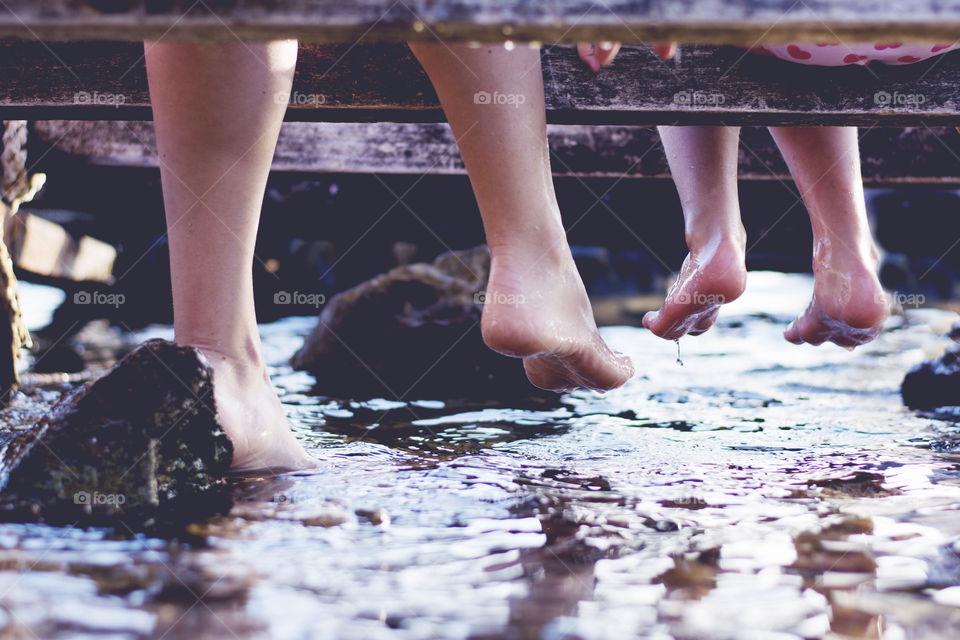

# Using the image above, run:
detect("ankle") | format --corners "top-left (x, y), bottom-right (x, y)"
top-left (179, 339), bottom-right (267, 377)
top-left (684, 223), bottom-right (746, 255)
top-left (488, 230), bottom-right (572, 271)
top-left (487, 202), bottom-right (568, 248)
top-left (813, 237), bottom-right (880, 272)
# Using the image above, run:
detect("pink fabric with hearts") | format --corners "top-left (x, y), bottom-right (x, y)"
top-left (759, 42), bottom-right (959, 66)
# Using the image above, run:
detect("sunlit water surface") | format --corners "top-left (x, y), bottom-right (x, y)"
top-left (2, 274), bottom-right (960, 639)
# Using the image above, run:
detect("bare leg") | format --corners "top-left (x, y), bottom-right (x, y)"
top-left (409, 43), bottom-right (633, 392)
top-left (145, 41), bottom-right (314, 471)
top-left (768, 126), bottom-right (888, 348)
top-left (643, 126), bottom-right (748, 340)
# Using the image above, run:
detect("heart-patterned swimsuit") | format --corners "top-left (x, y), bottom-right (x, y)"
top-left (759, 42), bottom-right (959, 66)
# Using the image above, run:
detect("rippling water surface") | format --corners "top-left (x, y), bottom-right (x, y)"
top-left (2, 274), bottom-right (960, 639)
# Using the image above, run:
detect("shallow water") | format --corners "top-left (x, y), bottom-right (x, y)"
top-left (3, 274), bottom-right (960, 639)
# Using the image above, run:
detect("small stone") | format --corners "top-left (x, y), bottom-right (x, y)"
top-left (303, 507), bottom-right (350, 527)
top-left (356, 508), bottom-right (390, 527)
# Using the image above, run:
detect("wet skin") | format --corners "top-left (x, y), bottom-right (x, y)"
top-left (410, 42), bottom-right (634, 393)
top-left (649, 125), bottom-right (888, 348)
top-left (481, 241), bottom-right (634, 393)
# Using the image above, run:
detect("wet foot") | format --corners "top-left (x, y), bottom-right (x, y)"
top-left (643, 230), bottom-right (747, 340)
top-left (480, 241), bottom-right (634, 393)
top-left (784, 241), bottom-right (889, 348)
top-left (198, 348), bottom-right (316, 473)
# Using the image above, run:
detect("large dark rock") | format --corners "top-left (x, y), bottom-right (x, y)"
top-left (902, 344), bottom-right (960, 411)
top-left (0, 339), bottom-right (233, 525)
top-left (291, 246), bottom-right (542, 399)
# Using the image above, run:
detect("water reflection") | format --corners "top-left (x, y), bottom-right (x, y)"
top-left (0, 275), bottom-right (958, 638)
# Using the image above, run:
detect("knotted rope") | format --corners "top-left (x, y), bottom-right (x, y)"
top-left (1, 121), bottom-right (45, 215)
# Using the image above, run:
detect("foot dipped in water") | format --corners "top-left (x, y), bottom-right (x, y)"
top-left (784, 240), bottom-right (889, 348)
top-left (643, 227), bottom-right (748, 340)
top-left (198, 347), bottom-right (316, 473)
top-left (480, 240), bottom-right (634, 393)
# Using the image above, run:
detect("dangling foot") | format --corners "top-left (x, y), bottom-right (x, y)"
top-left (480, 240), bottom-right (634, 393)
top-left (643, 227), bottom-right (747, 340)
top-left (784, 241), bottom-right (889, 348)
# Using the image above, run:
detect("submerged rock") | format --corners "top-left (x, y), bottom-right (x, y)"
top-left (807, 471), bottom-right (900, 498)
top-left (902, 344), bottom-right (960, 410)
top-left (948, 321), bottom-right (960, 343)
top-left (0, 339), bottom-right (233, 525)
top-left (291, 246), bottom-right (542, 399)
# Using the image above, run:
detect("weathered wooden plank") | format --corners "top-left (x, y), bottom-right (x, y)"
top-left (3, 0), bottom-right (960, 44)
top-left (3, 43), bottom-right (960, 126)
top-left (4, 212), bottom-right (116, 282)
top-left (32, 120), bottom-right (960, 184)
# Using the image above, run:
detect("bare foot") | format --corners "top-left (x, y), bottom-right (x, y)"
top-left (198, 347), bottom-right (316, 473)
top-left (784, 241), bottom-right (889, 348)
top-left (480, 242), bottom-right (634, 393)
top-left (643, 230), bottom-right (747, 340)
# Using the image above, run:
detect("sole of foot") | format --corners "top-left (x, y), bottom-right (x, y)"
top-left (643, 237), bottom-right (748, 340)
top-left (479, 249), bottom-right (634, 393)
top-left (783, 259), bottom-right (889, 349)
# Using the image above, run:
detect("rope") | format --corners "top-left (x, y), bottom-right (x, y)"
top-left (1, 121), bottom-right (45, 215)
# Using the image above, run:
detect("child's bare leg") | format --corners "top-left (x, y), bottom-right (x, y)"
top-left (768, 126), bottom-right (888, 348)
top-left (408, 43), bottom-right (633, 392)
top-left (643, 126), bottom-right (748, 339)
top-left (145, 41), bottom-right (314, 472)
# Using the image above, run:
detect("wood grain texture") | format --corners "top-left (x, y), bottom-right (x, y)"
top-left (5, 212), bottom-right (116, 282)
top-left (4, 0), bottom-right (960, 44)
top-left (3, 43), bottom-right (960, 125)
top-left (32, 120), bottom-right (960, 184)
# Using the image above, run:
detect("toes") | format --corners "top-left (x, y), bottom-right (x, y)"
top-left (783, 320), bottom-right (804, 345)
top-left (642, 307), bottom-right (688, 340)
top-left (786, 310), bottom-right (884, 348)
top-left (613, 351), bottom-right (636, 384)
top-left (640, 311), bottom-right (660, 336)
top-left (655, 43), bottom-right (677, 60)
top-left (784, 308), bottom-right (825, 345)
top-left (826, 325), bottom-right (882, 349)
top-left (688, 308), bottom-right (721, 336)
top-left (645, 303), bottom-right (720, 340)
top-left (577, 43), bottom-right (602, 72)
top-left (641, 309), bottom-right (658, 331)
top-left (793, 320), bottom-right (829, 346)
top-left (595, 42), bottom-right (621, 66)
top-left (642, 309), bottom-right (676, 339)
top-left (592, 348), bottom-right (635, 390)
